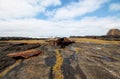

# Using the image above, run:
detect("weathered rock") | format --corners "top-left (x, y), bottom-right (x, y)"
top-left (7, 49), bottom-right (42, 59)
top-left (1, 42), bottom-right (120, 79)
top-left (56, 38), bottom-right (75, 48)
top-left (46, 38), bottom-right (58, 46)
top-left (107, 29), bottom-right (120, 36)
top-left (0, 43), bottom-right (41, 73)
top-left (47, 37), bottom-right (75, 48)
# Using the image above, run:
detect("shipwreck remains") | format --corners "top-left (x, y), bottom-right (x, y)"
top-left (47, 37), bottom-right (75, 48)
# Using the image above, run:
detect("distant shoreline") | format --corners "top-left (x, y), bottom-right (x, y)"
top-left (0, 35), bottom-right (120, 41)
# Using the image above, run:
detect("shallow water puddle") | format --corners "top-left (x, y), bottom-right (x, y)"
top-left (100, 56), bottom-right (117, 62)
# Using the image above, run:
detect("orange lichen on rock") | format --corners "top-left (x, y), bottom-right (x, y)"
top-left (7, 49), bottom-right (42, 59)
top-left (53, 49), bottom-right (63, 79)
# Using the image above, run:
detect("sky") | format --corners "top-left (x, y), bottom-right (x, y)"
top-left (0, 0), bottom-right (120, 37)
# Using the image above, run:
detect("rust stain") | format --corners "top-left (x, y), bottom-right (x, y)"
top-left (7, 49), bottom-right (42, 59)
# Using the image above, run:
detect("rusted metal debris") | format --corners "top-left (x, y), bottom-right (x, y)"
top-left (46, 38), bottom-right (58, 46)
top-left (7, 49), bottom-right (42, 59)
top-left (47, 37), bottom-right (75, 48)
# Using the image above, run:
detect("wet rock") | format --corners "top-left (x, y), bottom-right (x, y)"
top-left (100, 56), bottom-right (117, 62)
top-left (45, 55), bottom-right (56, 67)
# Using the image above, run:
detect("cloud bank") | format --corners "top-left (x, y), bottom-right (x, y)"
top-left (0, 0), bottom-right (120, 37)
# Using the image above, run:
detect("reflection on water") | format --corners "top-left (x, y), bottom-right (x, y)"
top-left (100, 56), bottom-right (117, 62)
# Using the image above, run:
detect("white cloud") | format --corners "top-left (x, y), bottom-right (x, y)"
top-left (0, 16), bottom-right (120, 37)
top-left (0, 0), bottom-right (61, 20)
top-left (0, 0), bottom-right (119, 37)
top-left (109, 3), bottom-right (120, 11)
top-left (47, 0), bottom-right (108, 20)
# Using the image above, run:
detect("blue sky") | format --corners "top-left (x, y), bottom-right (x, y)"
top-left (0, 0), bottom-right (120, 37)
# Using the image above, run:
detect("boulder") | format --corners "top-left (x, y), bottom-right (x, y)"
top-left (107, 29), bottom-right (120, 36)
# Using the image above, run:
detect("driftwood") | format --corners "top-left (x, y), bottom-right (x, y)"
top-left (7, 49), bottom-right (42, 59)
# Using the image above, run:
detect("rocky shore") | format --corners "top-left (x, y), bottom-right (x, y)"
top-left (0, 41), bottom-right (120, 79)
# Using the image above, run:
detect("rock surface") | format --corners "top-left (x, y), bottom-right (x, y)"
top-left (0, 42), bottom-right (120, 79)
top-left (7, 49), bottom-right (42, 59)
